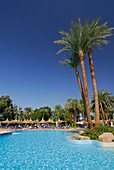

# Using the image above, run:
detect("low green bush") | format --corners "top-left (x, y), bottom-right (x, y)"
top-left (76, 137), bottom-right (80, 140)
top-left (81, 125), bottom-right (114, 140)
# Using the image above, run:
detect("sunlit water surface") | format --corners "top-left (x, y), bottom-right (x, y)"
top-left (0, 130), bottom-right (114, 170)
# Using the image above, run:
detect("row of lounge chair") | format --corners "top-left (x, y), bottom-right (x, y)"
top-left (0, 125), bottom-right (70, 129)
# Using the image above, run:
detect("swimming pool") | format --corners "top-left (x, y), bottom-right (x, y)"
top-left (0, 130), bottom-right (114, 169)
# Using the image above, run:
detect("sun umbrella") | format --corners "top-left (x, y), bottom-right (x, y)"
top-left (10, 119), bottom-right (21, 124)
top-left (32, 119), bottom-right (39, 124)
top-left (2, 118), bottom-right (10, 124)
top-left (47, 118), bottom-right (54, 124)
top-left (22, 119), bottom-right (29, 124)
top-left (23, 119), bottom-right (34, 124)
top-left (39, 118), bottom-right (47, 124)
top-left (27, 118), bottom-right (33, 124)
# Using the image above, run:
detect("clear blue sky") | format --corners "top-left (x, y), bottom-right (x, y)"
top-left (0, 0), bottom-right (114, 110)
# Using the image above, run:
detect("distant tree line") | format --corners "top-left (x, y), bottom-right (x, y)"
top-left (0, 92), bottom-right (113, 126)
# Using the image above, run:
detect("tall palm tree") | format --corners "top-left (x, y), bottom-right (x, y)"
top-left (65, 98), bottom-right (80, 127)
top-left (53, 104), bottom-right (63, 123)
top-left (54, 18), bottom-right (93, 129)
top-left (85, 17), bottom-right (114, 126)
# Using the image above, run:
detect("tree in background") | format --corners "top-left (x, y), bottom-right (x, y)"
top-left (91, 90), bottom-right (114, 121)
top-left (23, 107), bottom-right (33, 120)
top-left (53, 104), bottom-right (63, 122)
top-left (65, 98), bottom-right (80, 127)
top-left (13, 104), bottom-right (19, 120)
top-left (40, 108), bottom-right (48, 119)
top-left (51, 110), bottom-right (58, 122)
top-left (0, 101), bottom-right (6, 120)
top-left (18, 107), bottom-right (24, 120)
top-left (102, 91), bottom-right (114, 121)
top-left (39, 106), bottom-right (52, 121)
top-left (30, 108), bottom-right (39, 121)
top-left (64, 109), bottom-right (72, 125)
top-left (0, 95), bottom-right (15, 120)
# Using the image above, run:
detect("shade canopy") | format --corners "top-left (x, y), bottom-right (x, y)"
top-left (39, 118), bottom-right (47, 124)
top-left (47, 118), bottom-right (54, 124)
top-left (22, 119), bottom-right (29, 124)
top-left (1, 118), bottom-right (10, 124)
top-left (27, 118), bottom-right (33, 124)
top-left (10, 119), bottom-right (21, 124)
top-left (32, 119), bottom-right (39, 124)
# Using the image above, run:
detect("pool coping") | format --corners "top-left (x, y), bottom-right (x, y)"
top-left (67, 136), bottom-right (114, 148)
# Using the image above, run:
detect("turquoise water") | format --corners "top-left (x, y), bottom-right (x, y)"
top-left (0, 130), bottom-right (114, 170)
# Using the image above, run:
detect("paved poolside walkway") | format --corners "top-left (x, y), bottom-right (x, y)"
top-left (67, 135), bottom-right (114, 148)
top-left (102, 142), bottom-right (114, 148)
top-left (0, 129), bottom-right (12, 135)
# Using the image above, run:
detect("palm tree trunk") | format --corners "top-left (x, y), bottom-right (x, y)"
top-left (100, 112), bottom-right (103, 120)
top-left (82, 111), bottom-right (85, 121)
top-left (77, 110), bottom-right (79, 122)
top-left (100, 102), bottom-right (105, 122)
top-left (88, 48), bottom-right (100, 127)
top-left (75, 69), bottom-right (86, 111)
top-left (104, 102), bottom-right (109, 126)
top-left (104, 102), bottom-right (108, 120)
top-left (79, 51), bottom-right (93, 130)
top-left (74, 109), bottom-right (76, 127)
top-left (58, 112), bottom-right (59, 125)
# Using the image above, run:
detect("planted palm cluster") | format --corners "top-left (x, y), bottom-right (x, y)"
top-left (54, 17), bottom-right (114, 130)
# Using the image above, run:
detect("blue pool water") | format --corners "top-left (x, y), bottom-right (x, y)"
top-left (0, 130), bottom-right (114, 170)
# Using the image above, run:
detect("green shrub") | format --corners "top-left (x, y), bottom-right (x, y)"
top-left (81, 125), bottom-right (114, 140)
top-left (76, 137), bottom-right (80, 140)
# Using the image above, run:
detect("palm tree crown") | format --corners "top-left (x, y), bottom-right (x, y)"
top-left (24, 107), bottom-right (33, 119)
top-left (53, 104), bottom-right (63, 121)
